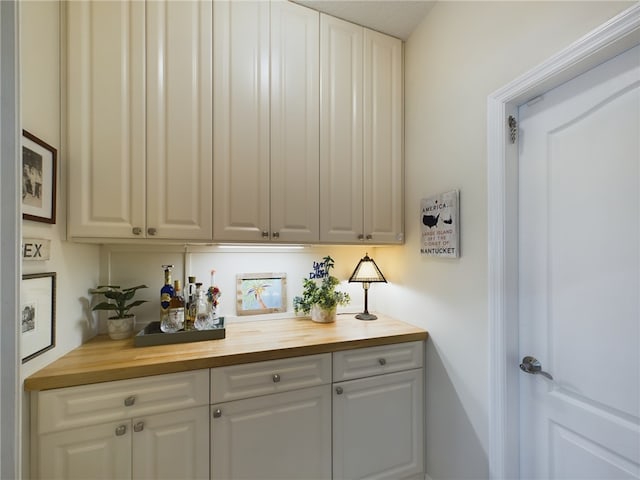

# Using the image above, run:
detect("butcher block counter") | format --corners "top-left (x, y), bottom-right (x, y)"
top-left (24, 314), bottom-right (427, 391)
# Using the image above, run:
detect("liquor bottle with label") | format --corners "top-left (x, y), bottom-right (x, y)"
top-left (185, 276), bottom-right (196, 331)
top-left (160, 265), bottom-right (175, 332)
top-left (167, 280), bottom-right (185, 332)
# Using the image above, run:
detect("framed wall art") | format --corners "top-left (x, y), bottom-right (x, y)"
top-left (420, 189), bottom-right (460, 258)
top-left (236, 273), bottom-right (287, 316)
top-left (22, 130), bottom-right (57, 224)
top-left (21, 272), bottom-right (56, 363)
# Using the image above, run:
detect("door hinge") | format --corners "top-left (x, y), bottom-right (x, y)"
top-left (508, 115), bottom-right (517, 144)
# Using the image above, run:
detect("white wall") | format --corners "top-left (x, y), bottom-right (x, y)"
top-left (19, 1), bottom-right (101, 475)
top-left (375, 2), bottom-right (635, 479)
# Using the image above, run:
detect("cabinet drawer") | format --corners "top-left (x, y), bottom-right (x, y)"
top-left (36, 369), bottom-right (209, 434)
top-left (211, 353), bottom-right (332, 403)
top-left (333, 341), bottom-right (424, 381)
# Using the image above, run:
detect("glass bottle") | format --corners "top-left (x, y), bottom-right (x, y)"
top-left (160, 264), bottom-right (174, 327)
top-left (166, 280), bottom-right (185, 332)
top-left (194, 283), bottom-right (214, 330)
top-left (185, 276), bottom-right (196, 331)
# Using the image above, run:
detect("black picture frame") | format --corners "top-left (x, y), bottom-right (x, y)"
top-left (22, 130), bottom-right (57, 224)
top-left (21, 272), bottom-right (56, 363)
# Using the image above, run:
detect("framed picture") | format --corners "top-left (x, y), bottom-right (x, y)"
top-left (21, 272), bottom-right (56, 363)
top-left (420, 189), bottom-right (460, 258)
top-left (236, 273), bottom-right (287, 316)
top-left (22, 130), bottom-right (57, 224)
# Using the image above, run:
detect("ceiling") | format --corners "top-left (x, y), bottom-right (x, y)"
top-left (293, 0), bottom-right (437, 41)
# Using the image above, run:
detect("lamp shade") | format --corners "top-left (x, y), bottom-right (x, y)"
top-left (349, 254), bottom-right (387, 283)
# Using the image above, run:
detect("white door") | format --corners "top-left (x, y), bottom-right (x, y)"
top-left (518, 44), bottom-right (640, 479)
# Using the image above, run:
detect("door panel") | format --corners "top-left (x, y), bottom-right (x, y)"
top-left (518, 44), bottom-right (640, 479)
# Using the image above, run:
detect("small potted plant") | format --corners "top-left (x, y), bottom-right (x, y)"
top-left (90, 284), bottom-right (148, 339)
top-left (293, 256), bottom-right (350, 323)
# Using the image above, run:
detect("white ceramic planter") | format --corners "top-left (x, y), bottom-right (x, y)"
top-left (107, 315), bottom-right (135, 340)
top-left (310, 304), bottom-right (337, 323)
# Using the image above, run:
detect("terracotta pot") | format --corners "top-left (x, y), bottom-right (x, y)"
top-left (310, 304), bottom-right (337, 323)
top-left (107, 315), bottom-right (135, 340)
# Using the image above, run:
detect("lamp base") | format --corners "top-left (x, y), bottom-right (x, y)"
top-left (355, 313), bottom-right (378, 321)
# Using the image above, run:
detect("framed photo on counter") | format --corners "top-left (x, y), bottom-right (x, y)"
top-left (21, 272), bottom-right (56, 363)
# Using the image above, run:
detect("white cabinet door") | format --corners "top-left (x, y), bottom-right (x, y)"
top-left (270, 1), bottom-right (320, 243)
top-left (213, 1), bottom-right (270, 242)
top-left (211, 385), bottom-right (332, 479)
top-left (319, 14), bottom-right (364, 243)
top-left (67, 0), bottom-right (212, 241)
top-left (333, 370), bottom-right (424, 480)
top-left (133, 406), bottom-right (209, 480)
top-left (67, 0), bottom-right (146, 239)
top-left (363, 29), bottom-right (403, 244)
top-left (146, 0), bottom-right (212, 241)
top-left (38, 421), bottom-right (132, 480)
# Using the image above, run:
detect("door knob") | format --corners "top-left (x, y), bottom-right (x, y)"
top-left (519, 356), bottom-right (554, 380)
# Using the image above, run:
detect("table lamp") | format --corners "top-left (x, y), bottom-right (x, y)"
top-left (348, 253), bottom-right (387, 320)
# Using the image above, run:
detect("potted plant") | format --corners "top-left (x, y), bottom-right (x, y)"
top-left (90, 284), bottom-right (148, 339)
top-left (293, 256), bottom-right (350, 323)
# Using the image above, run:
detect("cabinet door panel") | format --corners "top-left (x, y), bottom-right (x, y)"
top-left (364, 30), bottom-right (404, 244)
top-left (213, 1), bottom-right (270, 241)
top-left (38, 422), bottom-right (132, 480)
top-left (146, 0), bottom-right (213, 240)
top-left (333, 370), bottom-right (424, 480)
top-left (270, 1), bottom-right (320, 243)
top-left (67, 0), bottom-right (145, 239)
top-left (212, 386), bottom-right (331, 479)
top-left (133, 406), bottom-right (209, 480)
top-left (320, 14), bottom-right (364, 243)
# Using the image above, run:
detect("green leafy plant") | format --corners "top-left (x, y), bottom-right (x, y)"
top-left (89, 284), bottom-right (148, 319)
top-left (293, 256), bottom-right (350, 314)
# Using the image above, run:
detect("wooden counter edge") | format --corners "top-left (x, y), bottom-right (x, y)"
top-left (24, 330), bottom-right (428, 391)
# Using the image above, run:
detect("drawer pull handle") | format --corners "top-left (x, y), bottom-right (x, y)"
top-left (378, 358), bottom-right (387, 366)
top-left (272, 374), bottom-right (281, 383)
top-left (213, 409), bottom-right (222, 418)
top-left (133, 422), bottom-right (144, 433)
top-left (115, 425), bottom-right (127, 436)
top-left (124, 396), bottom-right (136, 407)
top-left (335, 386), bottom-right (344, 395)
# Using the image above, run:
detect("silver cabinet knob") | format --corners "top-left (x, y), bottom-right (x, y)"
top-left (335, 386), bottom-right (344, 395)
top-left (519, 356), bottom-right (554, 380)
top-left (366, 234), bottom-right (373, 240)
top-left (115, 425), bottom-right (127, 436)
top-left (357, 234), bottom-right (364, 240)
top-left (132, 227), bottom-right (142, 235)
top-left (272, 374), bottom-right (281, 383)
top-left (213, 408), bottom-right (222, 418)
top-left (133, 421), bottom-right (144, 432)
top-left (378, 358), bottom-right (387, 366)
top-left (147, 227), bottom-right (157, 236)
top-left (261, 231), bottom-right (269, 238)
top-left (124, 396), bottom-right (136, 407)
top-left (272, 232), bottom-right (280, 239)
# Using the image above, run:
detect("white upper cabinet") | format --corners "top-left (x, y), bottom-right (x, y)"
top-left (213, 0), bottom-right (320, 243)
top-left (270, 0), bottom-right (320, 243)
top-left (320, 15), bottom-right (404, 244)
top-left (67, 0), bottom-right (212, 241)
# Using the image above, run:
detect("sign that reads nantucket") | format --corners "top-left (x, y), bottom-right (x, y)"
top-left (22, 238), bottom-right (51, 261)
top-left (420, 190), bottom-right (460, 258)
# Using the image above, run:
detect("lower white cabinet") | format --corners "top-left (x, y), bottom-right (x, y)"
top-left (38, 407), bottom-right (209, 480)
top-left (332, 370), bottom-right (424, 480)
top-left (211, 385), bottom-right (332, 479)
top-left (32, 370), bottom-right (210, 480)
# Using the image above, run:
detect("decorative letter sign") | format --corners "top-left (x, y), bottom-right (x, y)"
top-left (22, 238), bottom-right (51, 261)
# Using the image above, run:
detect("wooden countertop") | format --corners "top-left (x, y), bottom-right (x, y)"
top-left (24, 314), bottom-right (427, 391)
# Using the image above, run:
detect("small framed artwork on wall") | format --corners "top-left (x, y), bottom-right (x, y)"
top-left (236, 273), bottom-right (287, 316)
top-left (22, 130), bottom-right (57, 224)
top-left (21, 272), bottom-right (56, 363)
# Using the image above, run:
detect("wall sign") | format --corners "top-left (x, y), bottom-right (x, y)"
top-left (420, 190), bottom-right (460, 258)
top-left (22, 238), bottom-right (51, 261)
